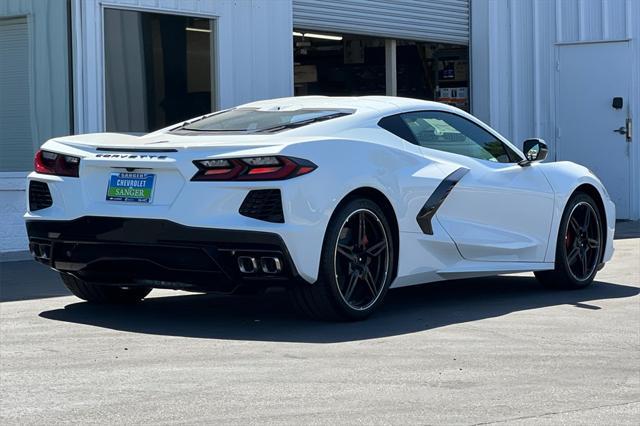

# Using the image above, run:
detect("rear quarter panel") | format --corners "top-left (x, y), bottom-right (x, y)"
top-left (277, 130), bottom-right (464, 284)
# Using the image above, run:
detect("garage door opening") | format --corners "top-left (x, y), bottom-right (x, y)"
top-left (293, 30), bottom-right (469, 111)
top-left (293, 31), bottom-right (385, 96)
top-left (397, 41), bottom-right (469, 111)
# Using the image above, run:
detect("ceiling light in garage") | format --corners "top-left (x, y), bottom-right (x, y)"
top-left (292, 31), bottom-right (342, 41)
top-left (186, 27), bottom-right (211, 33)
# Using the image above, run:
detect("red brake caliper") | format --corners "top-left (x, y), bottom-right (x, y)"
top-left (565, 227), bottom-right (573, 249)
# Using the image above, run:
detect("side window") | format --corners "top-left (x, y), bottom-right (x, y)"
top-left (381, 111), bottom-right (518, 163)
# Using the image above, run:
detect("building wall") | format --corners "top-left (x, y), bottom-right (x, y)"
top-left (73, 0), bottom-right (294, 134)
top-left (471, 0), bottom-right (640, 219)
top-left (0, 0), bottom-right (71, 254)
top-left (0, 0), bottom-right (294, 254)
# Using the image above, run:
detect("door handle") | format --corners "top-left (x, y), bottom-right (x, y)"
top-left (614, 118), bottom-right (632, 142)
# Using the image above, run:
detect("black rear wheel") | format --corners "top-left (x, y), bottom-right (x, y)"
top-left (289, 198), bottom-right (395, 321)
top-left (60, 273), bottom-right (151, 303)
top-left (535, 193), bottom-right (603, 289)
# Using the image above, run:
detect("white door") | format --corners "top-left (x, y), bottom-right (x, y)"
top-left (437, 161), bottom-right (555, 262)
top-left (557, 41), bottom-right (632, 218)
top-left (396, 110), bottom-right (555, 262)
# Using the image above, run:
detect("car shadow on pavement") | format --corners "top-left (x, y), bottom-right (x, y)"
top-left (0, 260), bottom-right (70, 302)
top-left (39, 275), bottom-right (639, 343)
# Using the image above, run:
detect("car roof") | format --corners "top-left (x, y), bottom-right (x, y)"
top-left (235, 96), bottom-right (522, 158)
top-left (238, 96), bottom-right (448, 116)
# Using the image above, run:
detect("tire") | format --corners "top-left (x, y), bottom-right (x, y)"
top-left (535, 192), bottom-right (604, 289)
top-left (60, 273), bottom-right (151, 303)
top-left (289, 198), bottom-right (395, 321)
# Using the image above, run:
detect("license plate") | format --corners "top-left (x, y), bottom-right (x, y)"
top-left (106, 172), bottom-right (155, 203)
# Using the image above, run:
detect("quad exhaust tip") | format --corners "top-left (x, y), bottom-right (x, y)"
top-left (237, 256), bottom-right (258, 273)
top-left (237, 256), bottom-right (283, 274)
top-left (260, 256), bottom-right (282, 274)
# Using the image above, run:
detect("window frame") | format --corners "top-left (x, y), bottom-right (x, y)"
top-left (378, 110), bottom-right (524, 163)
top-left (102, 7), bottom-right (216, 133)
top-left (94, 5), bottom-right (220, 134)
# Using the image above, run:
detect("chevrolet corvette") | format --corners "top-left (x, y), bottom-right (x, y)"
top-left (25, 96), bottom-right (615, 320)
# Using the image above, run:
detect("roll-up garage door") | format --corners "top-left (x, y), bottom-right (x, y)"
top-left (293, 0), bottom-right (469, 44)
top-left (0, 17), bottom-right (34, 171)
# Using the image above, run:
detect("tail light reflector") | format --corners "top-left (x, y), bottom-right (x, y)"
top-left (192, 156), bottom-right (317, 181)
top-left (34, 150), bottom-right (80, 177)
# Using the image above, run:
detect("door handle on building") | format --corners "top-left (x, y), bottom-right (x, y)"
top-left (614, 118), bottom-right (632, 142)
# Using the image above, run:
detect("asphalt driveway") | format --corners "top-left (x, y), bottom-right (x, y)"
top-left (1, 238), bottom-right (638, 424)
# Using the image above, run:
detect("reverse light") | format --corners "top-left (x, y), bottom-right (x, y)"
top-left (191, 156), bottom-right (317, 181)
top-left (34, 150), bottom-right (80, 177)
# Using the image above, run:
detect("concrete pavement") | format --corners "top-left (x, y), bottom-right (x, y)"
top-left (1, 238), bottom-right (638, 425)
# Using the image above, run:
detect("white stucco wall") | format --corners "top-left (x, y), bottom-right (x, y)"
top-left (0, 175), bottom-right (28, 254)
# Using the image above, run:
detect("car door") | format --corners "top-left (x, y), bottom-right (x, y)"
top-left (399, 111), bottom-right (555, 263)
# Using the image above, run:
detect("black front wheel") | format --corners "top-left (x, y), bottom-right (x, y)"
top-left (535, 193), bottom-right (604, 289)
top-left (289, 198), bottom-right (395, 321)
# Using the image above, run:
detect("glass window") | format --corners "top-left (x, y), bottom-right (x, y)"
top-left (104, 9), bottom-right (213, 133)
top-left (383, 111), bottom-right (518, 163)
top-left (174, 108), bottom-right (349, 133)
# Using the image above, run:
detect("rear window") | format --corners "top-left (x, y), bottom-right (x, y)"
top-left (172, 108), bottom-right (350, 134)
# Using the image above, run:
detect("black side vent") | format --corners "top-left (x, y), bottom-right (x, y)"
top-left (29, 181), bottom-right (53, 211)
top-left (239, 189), bottom-right (284, 223)
top-left (416, 168), bottom-right (469, 234)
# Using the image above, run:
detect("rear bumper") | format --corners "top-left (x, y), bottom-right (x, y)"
top-left (26, 217), bottom-right (308, 292)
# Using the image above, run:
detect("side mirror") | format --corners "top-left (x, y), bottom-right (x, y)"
top-left (521, 138), bottom-right (548, 165)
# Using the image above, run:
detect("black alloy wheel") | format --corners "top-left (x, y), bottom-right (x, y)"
top-left (564, 201), bottom-right (601, 281)
top-left (334, 208), bottom-right (390, 311)
top-left (289, 198), bottom-right (395, 321)
top-left (535, 192), bottom-right (604, 289)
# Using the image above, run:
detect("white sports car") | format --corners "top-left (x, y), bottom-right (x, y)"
top-left (25, 96), bottom-right (615, 320)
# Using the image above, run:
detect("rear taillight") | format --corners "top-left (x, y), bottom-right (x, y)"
top-left (191, 156), bottom-right (317, 181)
top-left (34, 150), bottom-right (80, 177)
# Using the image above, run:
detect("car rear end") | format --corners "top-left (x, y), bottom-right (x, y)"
top-left (25, 135), bottom-right (321, 294)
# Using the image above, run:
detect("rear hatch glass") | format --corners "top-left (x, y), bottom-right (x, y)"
top-left (171, 108), bottom-right (350, 135)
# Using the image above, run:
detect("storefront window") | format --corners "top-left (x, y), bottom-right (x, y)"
top-left (104, 9), bottom-right (213, 133)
